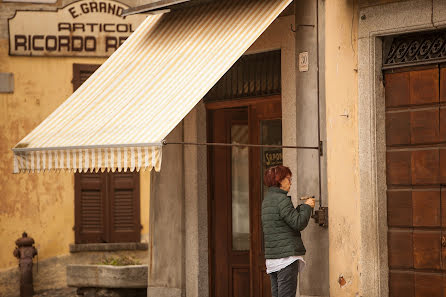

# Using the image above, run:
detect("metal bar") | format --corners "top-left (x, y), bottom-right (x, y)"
top-left (12, 142), bottom-right (163, 152)
top-left (162, 140), bottom-right (319, 150)
top-left (122, 0), bottom-right (215, 16)
top-left (122, 0), bottom-right (189, 16)
top-left (316, 0), bottom-right (322, 208)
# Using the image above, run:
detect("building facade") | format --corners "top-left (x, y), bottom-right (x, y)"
top-left (0, 1), bottom-right (151, 296)
top-left (1, 0), bottom-right (446, 297)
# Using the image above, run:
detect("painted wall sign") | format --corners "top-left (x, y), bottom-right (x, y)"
top-left (264, 150), bottom-right (283, 167)
top-left (8, 0), bottom-right (147, 57)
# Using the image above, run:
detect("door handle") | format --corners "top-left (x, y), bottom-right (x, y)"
top-left (442, 236), bottom-right (446, 248)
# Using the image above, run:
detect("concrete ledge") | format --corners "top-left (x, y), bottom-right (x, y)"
top-left (67, 264), bottom-right (148, 288)
top-left (69, 242), bottom-right (148, 253)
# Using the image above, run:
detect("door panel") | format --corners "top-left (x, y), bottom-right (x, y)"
top-left (386, 111), bottom-right (411, 146)
top-left (387, 190), bottom-right (412, 227)
top-left (411, 149), bottom-right (440, 185)
top-left (387, 151), bottom-right (412, 185)
top-left (389, 271), bottom-right (414, 297)
top-left (385, 71), bottom-right (410, 107)
top-left (209, 97), bottom-right (281, 297)
top-left (412, 190), bottom-right (441, 227)
top-left (410, 109), bottom-right (440, 144)
top-left (210, 109), bottom-right (248, 297)
top-left (414, 273), bottom-right (443, 297)
top-left (388, 229), bottom-right (413, 268)
top-left (385, 66), bottom-right (445, 296)
top-left (409, 68), bottom-right (439, 105)
top-left (232, 268), bottom-right (250, 297)
top-left (413, 230), bottom-right (441, 270)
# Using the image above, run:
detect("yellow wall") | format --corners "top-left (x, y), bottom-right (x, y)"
top-left (0, 38), bottom-right (151, 270)
top-left (325, 0), bottom-right (360, 296)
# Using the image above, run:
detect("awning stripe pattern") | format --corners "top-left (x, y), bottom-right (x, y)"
top-left (12, 0), bottom-right (291, 173)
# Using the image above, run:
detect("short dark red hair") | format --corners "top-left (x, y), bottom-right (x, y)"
top-left (263, 165), bottom-right (292, 187)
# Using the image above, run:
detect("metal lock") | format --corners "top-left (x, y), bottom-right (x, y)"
top-left (311, 207), bottom-right (328, 228)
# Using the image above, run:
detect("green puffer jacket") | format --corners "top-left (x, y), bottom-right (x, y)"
top-left (261, 186), bottom-right (312, 259)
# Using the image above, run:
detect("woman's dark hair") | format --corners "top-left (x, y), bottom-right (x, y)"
top-left (263, 165), bottom-right (292, 187)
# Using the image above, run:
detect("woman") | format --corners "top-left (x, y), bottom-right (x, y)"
top-left (261, 165), bottom-right (315, 297)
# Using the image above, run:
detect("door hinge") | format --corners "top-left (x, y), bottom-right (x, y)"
top-left (319, 141), bottom-right (323, 156)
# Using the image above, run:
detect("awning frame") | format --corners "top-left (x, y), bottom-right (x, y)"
top-left (12, 142), bottom-right (163, 153)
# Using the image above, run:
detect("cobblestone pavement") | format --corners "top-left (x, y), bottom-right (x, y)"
top-left (33, 288), bottom-right (77, 297)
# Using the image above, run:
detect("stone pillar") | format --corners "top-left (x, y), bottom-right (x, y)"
top-left (183, 102), bottom-right (209, 297)
top-left (148, 123), bottom-right (184, 297)
top-left (294, 0), bottom-right (329, 296)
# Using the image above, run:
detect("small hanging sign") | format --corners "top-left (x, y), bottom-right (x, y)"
top-left (264, 150), bottom-right (283, 167)
top-left (298, 51), bottom-right (309, 72)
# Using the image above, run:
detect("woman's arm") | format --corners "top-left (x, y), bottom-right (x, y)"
top-left (278, 197), bottom-right (312, 231)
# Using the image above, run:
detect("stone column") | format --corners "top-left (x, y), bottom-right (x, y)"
top-left (148, 123), bottom-right (185, 297)
top-left (295, 0), bottom-right (329, 296)
top-left (183, 102), bottom-right (209, 297)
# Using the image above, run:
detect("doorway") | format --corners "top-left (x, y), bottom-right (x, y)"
top-left (385, 65), bottom-right (446, 296)
top-left (207, 96), bottom-right (282, 297)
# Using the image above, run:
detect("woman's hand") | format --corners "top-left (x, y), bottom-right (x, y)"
top-left (305, 198), bottom-right (315, 208)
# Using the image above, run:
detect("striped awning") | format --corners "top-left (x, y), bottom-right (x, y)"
top-left (12, 0), bottom-right (292, 173)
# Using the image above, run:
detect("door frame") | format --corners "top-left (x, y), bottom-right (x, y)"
top-left (206, 95), bottom-right (281, 297)
top-left (358, 2), bottom-right (446, 296)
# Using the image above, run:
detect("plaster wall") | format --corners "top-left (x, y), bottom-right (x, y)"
top-left (358, 0), bottom-right (446, 296)
top-left (325, 1), bottom-right (360, 296)
top-left (0, 0), bottom-right (150, 288)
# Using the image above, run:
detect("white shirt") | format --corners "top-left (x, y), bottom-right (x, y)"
top-left (265, 256), bottom-right (306, 274)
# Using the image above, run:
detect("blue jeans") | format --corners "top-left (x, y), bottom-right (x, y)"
top-left (269, 260), bottom-right (299, 297)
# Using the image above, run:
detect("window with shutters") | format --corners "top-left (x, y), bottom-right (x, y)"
top-left (73, 64), bottom-right (141, 244)
top-left (74, 172), bottom-right (141, 243)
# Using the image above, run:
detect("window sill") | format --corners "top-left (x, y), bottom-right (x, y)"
top-left (69, 242), bottom-right (148, 253)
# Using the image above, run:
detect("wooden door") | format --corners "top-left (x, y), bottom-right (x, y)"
top-left (249, 99), bottom-right (282, 297)
top-left (209, 107), bottom-right (250, 297)
top-left (385, 65), bottom-right (446, 297)
top-left (208, 97), bottom-right (281, 297)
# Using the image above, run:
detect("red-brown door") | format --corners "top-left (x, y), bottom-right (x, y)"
top-left (208, 97), bottom-right (282, 297)
top-left (385, 65), bottom-right (446, 296)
